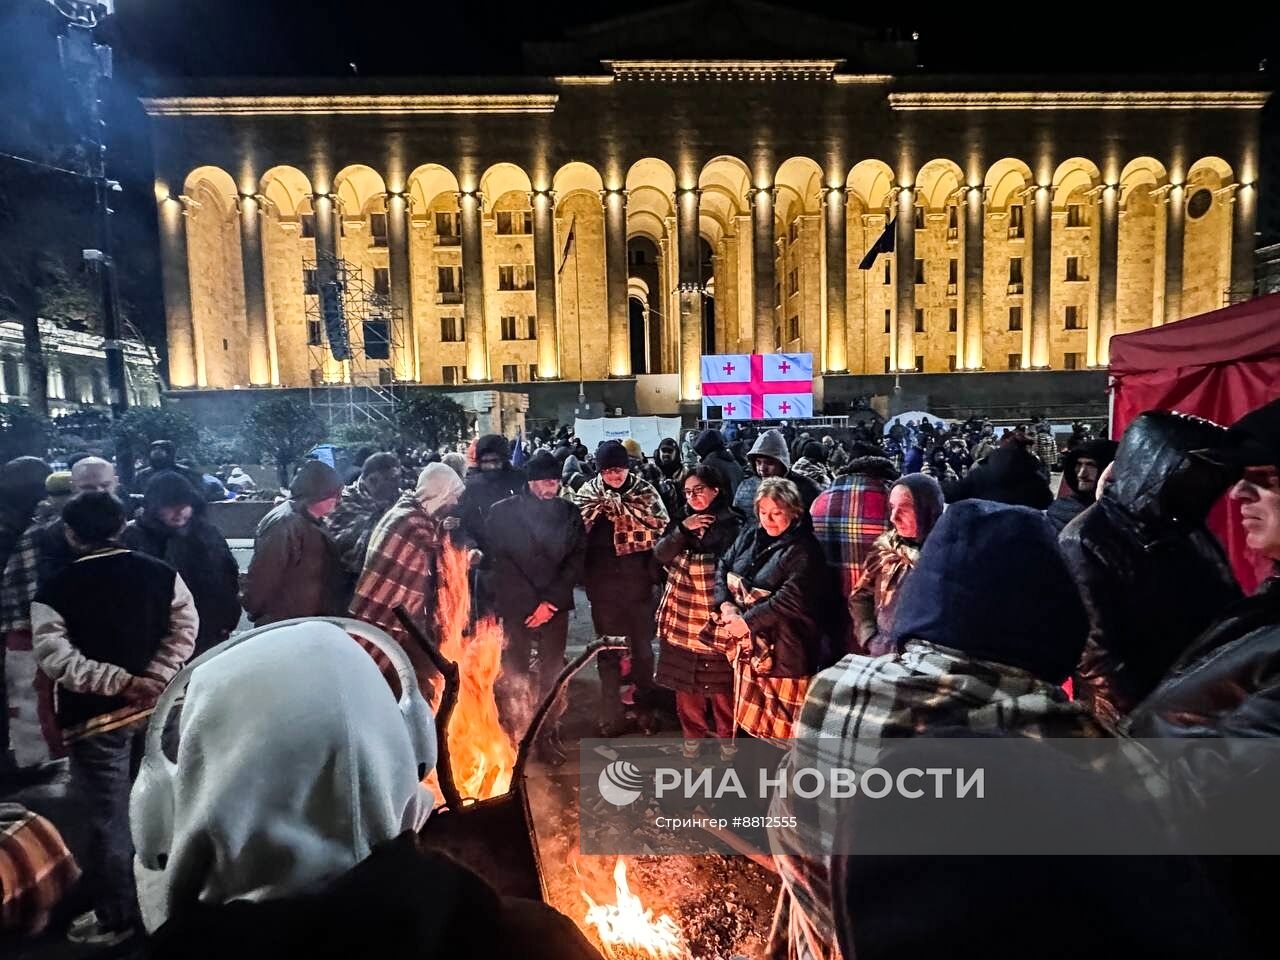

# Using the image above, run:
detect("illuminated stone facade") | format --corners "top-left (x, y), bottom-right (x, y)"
top-left (143, 7), bottom-right (1266, 407)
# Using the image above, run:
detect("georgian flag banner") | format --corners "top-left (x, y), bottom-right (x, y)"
top-left (700, 353), bottom-right (814, 420)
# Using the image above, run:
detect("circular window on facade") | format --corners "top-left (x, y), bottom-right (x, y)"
top-left (1186, 188), bottom-right (1213, 220)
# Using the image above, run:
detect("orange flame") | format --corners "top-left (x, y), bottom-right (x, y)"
top-left (430, 541), bottom-right (516, 801)
top-left (582, 859), bottom-right (690, 960)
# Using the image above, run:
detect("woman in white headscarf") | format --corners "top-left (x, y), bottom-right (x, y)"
top-left (350, 463), bottom-right (467, 693)
top-left (136, 621), bottom-right (599, 959)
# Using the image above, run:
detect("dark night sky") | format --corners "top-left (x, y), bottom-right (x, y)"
top-left (2, 0), bottom-right (1278, 345)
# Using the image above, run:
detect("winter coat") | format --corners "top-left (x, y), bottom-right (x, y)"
top-left (714, 520), bottom-right (833, 678)
top-left (901, 446), bottom-right (924, 474)
top-left (946, 447), bottom-right (1052, 509)
top-left (1059, 413), bottom-right (1243, 729)
top-left (577, 474), bottom-right (667, 626)
top-left (483, 492), bottom-right (586, 626)
top-left (1034, 427), bottom-right (1060, 469)
top-left (654, 503), bottom-right (744, 695)
top-left (1128, 575), bottom-right (1280, 739)
top-left (699, 449), bottom-right (744, 499)
top-left (457, 467), bottom-right (526, 551)
top-left (1047, 439), bottom-right (1120, 533)
top-left (122, 509), bottom-right (241, 654)
top-left (243, 500), bottom-right (346, 625)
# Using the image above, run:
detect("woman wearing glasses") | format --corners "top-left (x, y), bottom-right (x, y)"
top-left (654, 465), bottom-right (745, 757)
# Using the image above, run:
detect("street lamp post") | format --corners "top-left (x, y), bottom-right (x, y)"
top-left (48, 0), bottom-right (130, 421)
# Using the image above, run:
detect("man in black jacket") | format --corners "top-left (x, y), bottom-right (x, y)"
top-left (693, 428), bottom-right (744, 499)
top-left (1060, 412), bottom-right (1242, 729)
top-left (484, 451), bottom-right (585, 739)
top-left (1046, 438), bottom-right (1119, 533)
top-left (123, 473), bottom-right (242, 656)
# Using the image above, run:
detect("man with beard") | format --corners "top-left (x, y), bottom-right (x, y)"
top-left (130, 440), bottom-right (206, 499)
top-left (485, 451), bottom-right (586, 745)
top-left (1046, 439), bottom-right (1119, 533)
top-left (575, 441), bottom-right (669, 734)
top-left (326, 453), bottom-right (403, 601)
top-left (123, 473), bottom-right (241, 656)
top-left (650, 437), bottom-right (688, 517)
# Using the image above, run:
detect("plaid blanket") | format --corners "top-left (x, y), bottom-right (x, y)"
top-left (575, 475), bottom-right (668, 557)
top-left (790, 458), bottom-right (833, 492)
top-left (656, 550), bottom-right (720, 654)
top-left (0, 526), bottom-right (42, 634)
top-left (0, 804), bottom-right (79, 937)
top-left (349, 495), bottom-right (445, 651)
top-left (728, 572), bottom-right (809, 740)
top-left (326, 481), bottom-right (394, 574)
top-left (848, 530), bottom-right (919, 655)
top-left (769, 640), bottom-right (1108, 960)
top-left (811, 474), bottom-right (891, 599)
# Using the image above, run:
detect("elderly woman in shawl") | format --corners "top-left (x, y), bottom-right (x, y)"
top-left (350, 463), bottom-right (465, 694)
top-left (849, 472), bottom-right (945, 655)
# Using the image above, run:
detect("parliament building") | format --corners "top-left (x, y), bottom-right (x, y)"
top-left (143, 1), bottom-right (1267, 418)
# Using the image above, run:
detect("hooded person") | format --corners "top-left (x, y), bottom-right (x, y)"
top-left (653, 465), bottom-right (745, 755)
top-left (325, 452), bottom-right (403, 592)
top-left (242, 461), bottom-right (346, 627)
top-left (651, 437), bottom-right (688, 518)
top-left (123, 473), bottom-right (242, 656)
top-left (131, 440), bottom-right (205, 499)
top-left (810, 448), bottom-right (899, 603)
top-left (946, 445), bottom-right (1052, 509)
top-left (457, 435), bottom-right (525, 547)
top-left (0, 457), bottom-right (51, 572)
top-left (921, 445), bottom-right (960, 484)
top-left (791, 441), bottom-right (834, 493)
top-left (561, 454), bottom-right (588, 494)
top-left (692, 429), bottom-right (744, 498)
top-left (1046, 438), bottom-right (1119, 533)
top-left (848, 473), bottom-right (945, 655)
top-left (484, 450), bottom-right (587, 740)
top-left (351, 463), bottom-right (466, 697)
top-left (575, 441), bottom-right (670, 734)
top-left (136, 621), bottom-right (600, 960)
top-left (770, 500), bottom-right (1103, 958)
top-left (733, 430), bottom-right (822, 519)
top-left (1059, 412), bottom-right (1242, 729)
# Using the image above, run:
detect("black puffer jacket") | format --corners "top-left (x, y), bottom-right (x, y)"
top-left (1059, 412), bottom-right (1243, 728)
top-left (457, 466), bottom-right (526, 551)
top-left (714, 519), bottom-right (834, 678)
top-left (123, 506), bottom-right (242, 654)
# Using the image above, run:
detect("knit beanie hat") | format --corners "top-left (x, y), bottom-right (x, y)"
top-left (802, 441), bottom-right (826, 463)
top-left (290, 461), bottom-right (342, 503)
top-left (890, 499), bottom-right (1087, 684)
top-left (596, 441), bottom-right (630, 471)
top-left (525, 450), bottom-right (561, 482)
top-left (474, 434), bottom-right (510, 462)
top-left (45, 471), bottom-right (73, 496)
top-left (693, 429), bottom-right (726, 458)
top-left (145, 472), bottom-right (203, 509)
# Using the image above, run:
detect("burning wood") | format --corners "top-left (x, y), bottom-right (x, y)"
top-left (582, 858), bottom-right (692, 960)
top-left (430, 542), bottom-right (516, 801)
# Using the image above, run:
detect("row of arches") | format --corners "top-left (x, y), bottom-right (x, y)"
top-left (166, 153), bottom-right (1246, 390)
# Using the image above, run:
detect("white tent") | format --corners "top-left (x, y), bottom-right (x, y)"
top-left (882, 410), bottom-right (951, 434)
top-left (573, 416), bottom-right (683, 454)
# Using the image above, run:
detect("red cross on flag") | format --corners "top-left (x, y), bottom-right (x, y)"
top-left (700, 353), bottom-right (814, 420)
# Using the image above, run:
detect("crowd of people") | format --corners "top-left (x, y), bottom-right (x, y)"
top-left (0, 394), bottom-right (1278, 957)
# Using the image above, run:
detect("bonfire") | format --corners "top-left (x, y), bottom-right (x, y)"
top-left (429, 541), bottom-right (517, 801)
top-left (583, 859), bottom-right (691, 960)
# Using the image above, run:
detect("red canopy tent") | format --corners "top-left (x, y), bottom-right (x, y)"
top-left (1109, 293), bottom-right (1280, 592)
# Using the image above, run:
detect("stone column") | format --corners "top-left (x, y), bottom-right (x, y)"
top-left (1230, 181), bottom-right (1256, 301)
top-left (1095, 184), bottom-right (1120, 366)
top-left (530, 189), bottom-right (559, 379)
top-left (748, 186), bottom-right (776, 354)
top-left (385, 191), bottom-right (415, 381)
top-left (236, 193), bottom-right (272, 386)
top-left (823, 186), bottom-right (848, 372)
top-left (963, 186), bottom-right (984, 370)
top-left (158, 195), bottom-right (197, 387)
top-left (894, 186), bottom-right (915, 370)
top-left (602, 188), bottom-right (630, 376)
top-left (1161, 184), bottom-right (1185, 325)
top-left (676, 187), bottom-right (703, 401)
top-left (458, 189), bottom-right (489, 381)
top-left (1029, 184), bottom-right (1052, 367)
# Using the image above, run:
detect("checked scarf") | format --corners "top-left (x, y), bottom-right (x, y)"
top-left (574, 474), bottom-right (669, 557)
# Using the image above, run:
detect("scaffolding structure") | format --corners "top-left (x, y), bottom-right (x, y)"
top-left (303, 254), bottom-right (404, 430)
